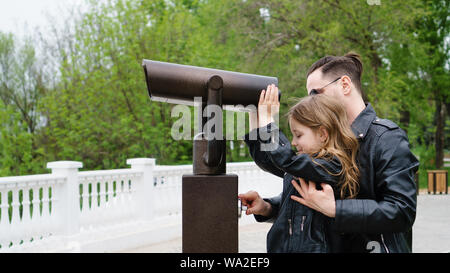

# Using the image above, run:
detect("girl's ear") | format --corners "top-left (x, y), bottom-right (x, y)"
top-left (318, 127), bottom-right (328, 143)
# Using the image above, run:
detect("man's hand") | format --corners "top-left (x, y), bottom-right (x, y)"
top-left (258, 84), bottom-right (280, 128)
top-left (238, 191), bottom-right (272, 217)
top-left (290, 178), bottom-right (336, 218)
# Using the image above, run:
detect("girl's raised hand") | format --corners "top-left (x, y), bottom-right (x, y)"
top-left (258, 84), bottom-right (280, 128)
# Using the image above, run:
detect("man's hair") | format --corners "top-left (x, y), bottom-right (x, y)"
top-left (307, 52), bottom-right (366, 99)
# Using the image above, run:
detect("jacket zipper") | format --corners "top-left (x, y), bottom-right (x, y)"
top-left (380, 234), bottom-right (389, 253)
top-left (286, 183), bottom-right (295, 238)
top-left (288, 218), bottom-right (293, 236)
top-left (301, 216), bottom-right (306, 231)
top-left (286, 182), bottom-right (296, 251)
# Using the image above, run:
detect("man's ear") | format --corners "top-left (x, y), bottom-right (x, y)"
top-left (341, 75), bottom-right (352, 95)
top-left (319, 127), bottom-right (328, 143)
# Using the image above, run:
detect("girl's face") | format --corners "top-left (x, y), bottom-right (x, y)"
top-left (289, 118), bottom-right (327, 155)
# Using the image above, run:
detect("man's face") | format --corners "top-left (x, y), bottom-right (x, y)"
top-left (306, 69), bottom-right (342, 99)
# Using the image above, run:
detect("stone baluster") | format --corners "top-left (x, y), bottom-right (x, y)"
top-left (0, 189), bottom-right (10, 249)
top-left (21, 184), bottom-right (32, 245)
top-left (9, 186), bottom-right (21, 247)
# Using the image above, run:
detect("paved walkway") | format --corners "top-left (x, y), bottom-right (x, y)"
top-left (413, 194), bottom-right (450, 253)
top-left (122, 194), bottom-right (450, 253)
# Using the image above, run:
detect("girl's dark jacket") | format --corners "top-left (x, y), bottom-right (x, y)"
top-left (243, 104), bottom-right (419, 253)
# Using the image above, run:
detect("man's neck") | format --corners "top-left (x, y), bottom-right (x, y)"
top-left (346, 98), bottom-right (366, 125)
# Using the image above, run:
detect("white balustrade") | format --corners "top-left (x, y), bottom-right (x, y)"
top-left (0, 174), bottom-right (66, 251)
top-left (77, 168), bottom-right (142, 230)
top-left (0, 158), bottom-right (282, 252)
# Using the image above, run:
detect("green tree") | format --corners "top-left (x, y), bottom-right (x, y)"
top-left (0, 32), bottom-right (47, 175)
top-left (39, 0), bottom-right (250, 169)
top-left (0, 32), bottom-right (47, 134)
top-left (1, 0), bottom-right (446, 179)
top-left (413, 0), bottom-right (449, 169)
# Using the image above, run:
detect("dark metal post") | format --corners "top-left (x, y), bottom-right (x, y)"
top-left (182, 174), bottom-right (238, 252)
top-left (182, 75), bottom-right (238, 253)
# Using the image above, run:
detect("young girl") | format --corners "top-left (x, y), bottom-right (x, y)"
top-left (239, 84), bottom-right (360, 253)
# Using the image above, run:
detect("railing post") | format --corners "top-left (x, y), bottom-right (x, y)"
top-left (127, 158), bottom-right (156, 222)
top-left (47, 161), bottom-right (83, 238)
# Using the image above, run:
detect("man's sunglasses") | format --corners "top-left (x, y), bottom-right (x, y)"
top-left (309, 77), bottom-right (341, 95)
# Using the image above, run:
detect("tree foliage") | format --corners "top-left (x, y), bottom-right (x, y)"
top-left (0, 0), bottom-right (448, 178)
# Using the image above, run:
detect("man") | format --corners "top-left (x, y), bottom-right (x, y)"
top-left (242, 52), bottom-right (419, 252)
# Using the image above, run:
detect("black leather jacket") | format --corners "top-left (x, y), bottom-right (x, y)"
top-left (244, 121), bottom-right (347, 253)
top-left (244, 103), bottom-right (419, 253)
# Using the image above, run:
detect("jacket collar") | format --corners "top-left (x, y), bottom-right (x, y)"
top-left (351, 103), bottom-right (377, 139)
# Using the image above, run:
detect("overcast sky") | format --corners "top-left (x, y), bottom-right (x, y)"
top-left (0, 0), bottom-right (83, 37)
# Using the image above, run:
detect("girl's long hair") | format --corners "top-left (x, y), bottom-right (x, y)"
top-left (287, 94), bottom-right (360, 199)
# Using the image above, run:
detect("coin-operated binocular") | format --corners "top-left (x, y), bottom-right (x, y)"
top-left (142, 60), bottom-right (280, 253)
top-left (142, 60), bottom-right (280, 175)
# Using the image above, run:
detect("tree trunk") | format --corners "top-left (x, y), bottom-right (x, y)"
top-left (399, 110), bottom-right (410, 134)
top-left (435, 99), bottom-right (445, 169)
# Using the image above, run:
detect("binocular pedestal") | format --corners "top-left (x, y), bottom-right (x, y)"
top-left (142, 60), bottom-right (279, 254)
top-left (182, 174), bottom-right (238, 253)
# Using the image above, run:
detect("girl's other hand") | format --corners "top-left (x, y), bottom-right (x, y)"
top-left (238, 191), bottom-right (272, 217)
